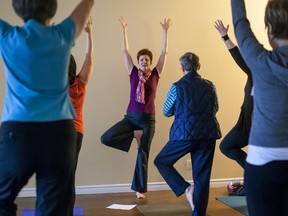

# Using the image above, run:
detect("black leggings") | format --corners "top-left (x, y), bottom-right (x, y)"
top-left (219, 127), bottom-right (249, 168)
top-left (245, 161), bottom-right (288, 216)
top-left (0, 120), bottom-right (76, 216)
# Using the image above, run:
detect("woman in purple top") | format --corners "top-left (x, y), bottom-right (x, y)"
top-left (101, 16), bottom-right (171, 199)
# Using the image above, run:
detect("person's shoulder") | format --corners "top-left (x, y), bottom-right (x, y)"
top-left (53, 18), bottom-right (76, 43)
top-left (130, 66), bottom-right (138, 75)
top-left (0, 19), bottom-right (13, 38)
top-left (0, 19), bottom-right (9, 26)
top-left (152, 67), bottom-right (161, 77)
top-left (203, 79), bottom-right (217, 91)
top-left (57, 18), bottom-right (76, 30)
top-left (202, 78), bottom-right (214, 85)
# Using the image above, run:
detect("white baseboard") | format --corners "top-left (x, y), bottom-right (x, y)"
top-left (18, 177), bottom-right (243, 198)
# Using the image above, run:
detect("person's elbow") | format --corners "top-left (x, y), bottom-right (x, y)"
top-left (163, 110), bottom-right (173, 117)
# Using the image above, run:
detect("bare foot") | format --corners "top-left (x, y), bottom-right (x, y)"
top-left (136, 192), bottom-right (146, 199)
top-left (134, 130), bottom-right (143, 150)
top-left (185, 184), bottom-right (194, 210)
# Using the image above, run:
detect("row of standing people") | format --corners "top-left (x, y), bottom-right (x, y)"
top-left (1, 0), bottom-right (288, 216)
top-left (100, 1), bottom-right (288, 216)
top-left (98, 16), bottom-right (249, 216)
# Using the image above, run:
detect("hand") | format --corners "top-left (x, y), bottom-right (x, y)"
top-left (119, 16), bottom-right (127, 30)
top-left (161, 18), bottom-right (172, 31)
top-left (84, 16), bottom-right (93, 33)
top-left (214, 19), bottom-right (229, 37)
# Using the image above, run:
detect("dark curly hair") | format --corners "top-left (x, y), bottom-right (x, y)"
top-left (68, 55), bottom-right (77, 85)
top-left (12, 0), bottom-right (57, 24)
top-left (137, 49), bottom-right (153, 62)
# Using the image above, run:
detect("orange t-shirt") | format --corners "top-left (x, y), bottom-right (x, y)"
top-left (68, 76), bottom-right (86, 134)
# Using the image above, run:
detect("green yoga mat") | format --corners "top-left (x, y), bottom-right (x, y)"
top-left (216, 196), bottom-right (248, 216)
top-left (137, 203), bottom-right (191, 216)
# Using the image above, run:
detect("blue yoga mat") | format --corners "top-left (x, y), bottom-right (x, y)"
top-left (216, 196), bottom-right (248, 216)
top-left (22, 207), bottom-right (84, 216)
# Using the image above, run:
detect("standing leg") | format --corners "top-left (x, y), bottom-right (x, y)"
top-left (35, 120), bottom-right (76, 216)
top-left (245, 161), bottom-right (288, 216)
top-left (131, 118), bottom-right (155, 195)
top-left (0, 122), bottom-right (36, 216)
top-left (191, 139), bottom-right (216, 216)
top-left (69, 132), bottom-right (83, 216)
top-left (75, 132), bottom-right (84, 168)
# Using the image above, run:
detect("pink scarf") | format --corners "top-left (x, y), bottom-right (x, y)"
top-left (135, 69), bottom-right (152, 104)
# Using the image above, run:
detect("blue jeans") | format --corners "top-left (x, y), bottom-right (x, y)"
top-left (101, 112), bottom-right (155, 193)
top-left (0, 121), bottom-right (76, 216)
top-left (245, 161), bottom-right (288, 216)
top-left (154, 139), bottom-right (216, 216)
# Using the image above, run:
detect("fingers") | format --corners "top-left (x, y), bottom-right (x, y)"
top-left (119, 16), bottom-right (127, 28)
top-left (161, 17), bottom-right (172, 30)
top-left (84, 16), bottom-right (93, 33)
top-left (214, 19), bottom-right (224, 29)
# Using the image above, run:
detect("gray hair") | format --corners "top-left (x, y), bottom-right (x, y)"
top-left (179, 52), bottom-right (201, 72)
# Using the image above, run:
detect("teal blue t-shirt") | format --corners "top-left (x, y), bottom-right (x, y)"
top-left (0, 18), bottom-right (76, 122)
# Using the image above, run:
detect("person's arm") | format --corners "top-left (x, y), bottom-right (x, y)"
top-left (155, 18), bottom-right (172, 76)
top-left (69, 0), bottom-right (94, 39)
top-left (214, 19), bottom-right (251, 75)
top-left (229, 47), bottom-right (252, 77)
top-left (214, 19), bottom-right (236, 49)
top-left (78, 16), bottom-right (94, 86)
top-left (231, 0), bottom-right (264, 66)
top-left (119, 16), bottom-right (134, 75)
top-left (213, 84), bottom-right (219, 114)
top-left (163, 84), bottom-right (176, 117)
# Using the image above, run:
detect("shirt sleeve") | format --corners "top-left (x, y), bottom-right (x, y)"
top-left (0, 20), bottom-right (12, 42)
top-left (163, 84), bottom-right (177, 117)
top-left (56, 18), bottom-right (76, 47)
top-left (229, 46), bottom-right (253, 85)
top-left (231, 0), bottom-right (265, 68)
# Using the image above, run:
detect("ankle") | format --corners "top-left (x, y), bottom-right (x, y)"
top-left (136, 192), bottom-right (146, 199)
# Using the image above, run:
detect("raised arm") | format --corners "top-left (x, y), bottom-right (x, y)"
top-left (155, 18), bottom-right (172, 75)
top-left (215, 19), bottom-right (251, 76)
top-left (214, 20), bottom-right (236, 49)
top-left (69, 0), bottom-right (94, 39)
top-left (78, 16), bottom-right (94, 86)
top-left (119, 16), bottom-right (134, 75)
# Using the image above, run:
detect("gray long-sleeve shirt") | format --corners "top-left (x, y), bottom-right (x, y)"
top-left (232, 0), bottom-right (288, 150)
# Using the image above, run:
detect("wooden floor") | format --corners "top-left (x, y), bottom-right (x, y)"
top-left (16, 187), bottom-right (244, 216)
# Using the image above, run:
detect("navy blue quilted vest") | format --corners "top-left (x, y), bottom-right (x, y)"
top-left (169, 71), bottom-right (221, 141)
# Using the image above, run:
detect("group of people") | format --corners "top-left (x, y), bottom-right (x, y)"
top-left (0, 0), bottom-right (288, 216)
